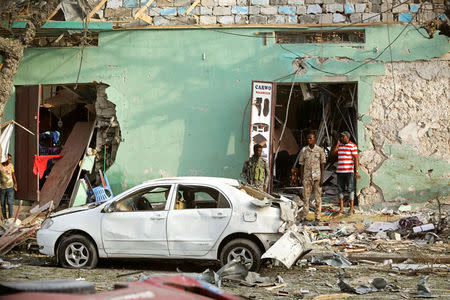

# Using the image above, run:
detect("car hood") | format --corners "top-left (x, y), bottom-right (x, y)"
top-left (50, 203), bottom-right (103, 218)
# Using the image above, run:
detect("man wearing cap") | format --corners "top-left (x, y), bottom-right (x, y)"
top-left (241, 144), bottom-right (269, 191)
top-left (299, 132), bottom-right (326, 224)
top-left (332, 131), bottom-right (360, 214)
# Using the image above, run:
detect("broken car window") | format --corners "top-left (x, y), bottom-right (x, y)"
top-left (114, 186), bottom-right (171, 212)
top-left (175, 185), bottom-right (230, 209)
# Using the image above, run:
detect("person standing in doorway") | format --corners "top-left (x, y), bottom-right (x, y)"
top-left (241, 144), bottom-right (269, 191)
top-left (0, 154), bottom-right (17, 220)
top-left (333, 131), bottom-right (360, 214)
top-left (299, 132), bottom-right (326, 224)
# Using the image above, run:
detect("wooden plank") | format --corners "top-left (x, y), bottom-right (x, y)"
top-left (138, 14), bottom-right (153, 25)
top-left (15, 85), bottom-right (39, 202)
top-left (185, 0), bottom-right (201, 15)
top-left (47, 3), bottom-right (62, 21)
top-left (133, 0), bottom-right (156, 19)
top-left (8, 21), bottom-right (113, 30)
top-left (35, 122), bottom-right (94, 210)
top-left (312, 294), bottom-right (350, 300)
top-left (87, 0), bottom-right (108, 20)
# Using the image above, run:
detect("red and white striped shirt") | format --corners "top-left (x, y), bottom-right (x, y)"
top-left (337, 141), bottom-right (358, 173)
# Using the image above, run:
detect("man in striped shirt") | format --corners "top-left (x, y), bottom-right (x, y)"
top-left (332, 131), bottom-right (360, 214)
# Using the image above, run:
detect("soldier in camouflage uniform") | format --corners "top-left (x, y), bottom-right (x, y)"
top-left (241, 144), bottom-right (269, 191)
top-left (299, 133), bottom-right (326, 223)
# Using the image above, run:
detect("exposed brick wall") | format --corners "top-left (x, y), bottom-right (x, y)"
top-left (101, 0), bottom-right (446, 26)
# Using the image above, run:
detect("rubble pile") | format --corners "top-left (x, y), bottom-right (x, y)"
top-left (0, 201), bottom-right (51, 256)
top-left (209, 202), bottom-right (450, 298)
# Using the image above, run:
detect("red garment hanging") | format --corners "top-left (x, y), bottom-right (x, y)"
top-left (33, 155), bottom-right (63, 179)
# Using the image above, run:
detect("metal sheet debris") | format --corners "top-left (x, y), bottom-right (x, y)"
top-left (413, 223), bottom-right (435, 233)
top-left (338, 279), bottom-right (375, 295)
top-left (415, 276), bottom-right (437, 298)
top-left (261, 230), bottom-right (312, 268)
top-left (366, 221), bottom-right (399, 233)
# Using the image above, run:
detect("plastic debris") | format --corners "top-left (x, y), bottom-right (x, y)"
top-left (399, 216), bottom-right (422, 230)
top-left (0, 258), bottom-right (21, 269)
top-left (371, 278), bottom-right (387, 290)
top-left (338, 279), bottom-right (374, 295)
top-left (366, 221), bottom-right (399, 233)
top-left (413, 224), bottom-right (435, 233)
top-left (398, 203), bottom-right (412, 212)
top-left (424, 232), bottom-right (441, 244)
top-left (415, 275), bottom-right (437, 298)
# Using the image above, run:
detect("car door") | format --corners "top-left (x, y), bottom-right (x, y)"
top-left (101, 185), bottom-right (173, 256)
top-left (166, 184), bottom-right (232, 256)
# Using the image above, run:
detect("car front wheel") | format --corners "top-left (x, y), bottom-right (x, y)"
top-left (219, 238), bottom-right (262, 272)
top-left (57, 234), bottom-right (98, 269)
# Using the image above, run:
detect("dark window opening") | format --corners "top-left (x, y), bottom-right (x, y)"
top-left (273, 82), bottom-right (358, 204)
top-left (14, 83), bottom-right (121, 210)
top-left (176, 185), bottom-right (231, 209)
top-left (275, 30), bottom-right (365, 44)
top-left (30, 32), bottom-right (98, 48)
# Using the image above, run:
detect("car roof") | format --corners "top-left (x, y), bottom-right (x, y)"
top-left (142, 176), bottom-right (240, 187)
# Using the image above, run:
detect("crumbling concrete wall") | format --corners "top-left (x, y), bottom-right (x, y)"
top-left (359, 55), bottom-right (450, 208)
top-left (94, 84), bottom-right (121, 182)
top-left (101, 0), bottom-right (444, 26)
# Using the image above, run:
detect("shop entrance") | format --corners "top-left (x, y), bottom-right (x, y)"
top-left (249, 81), bottom-right (358, 204)
top-left (272, 82), bottom-right (358, 203)
top-left (14, 83), bottom-right (121, 209)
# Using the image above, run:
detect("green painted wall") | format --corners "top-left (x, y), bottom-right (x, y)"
top-left (6, 25), bottom-right (449, 203)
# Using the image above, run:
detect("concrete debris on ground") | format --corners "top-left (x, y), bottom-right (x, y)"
top-left (0, 195), bottom-right (448, 299)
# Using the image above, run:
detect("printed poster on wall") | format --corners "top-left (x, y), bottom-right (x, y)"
top-left (249, 81), bottom-right (273, 159)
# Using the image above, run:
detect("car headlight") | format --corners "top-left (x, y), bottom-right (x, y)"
top-left (40, 218), bottom-right (54, 229)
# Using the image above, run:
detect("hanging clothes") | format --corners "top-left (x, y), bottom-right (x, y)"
top-left (0, 123), bottom-right (14, 163)
top-left (33, 155), bottom-right (63, 179)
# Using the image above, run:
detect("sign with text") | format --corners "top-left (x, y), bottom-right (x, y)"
top-left (249, 81), bottom-right (274, 160)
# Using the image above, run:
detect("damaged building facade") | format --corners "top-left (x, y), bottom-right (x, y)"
top-left (2, 0), bottom-right (449, 209)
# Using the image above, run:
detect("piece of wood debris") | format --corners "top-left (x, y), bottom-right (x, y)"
top-left (357, 259), bottom-right (378, 265)
top-left (87, 0), bottom-right (108, 20)
top-left (312, 293), bottom-right (350, 300)
top-left (344, 248), bottom-right (366, 253)
top-left (138, 14), bottom-right (153, 25)
top-left (265, 283), bottom-right (288, 290)
top-left (134, 0), bottom-right (156, 19)
top-left (47, 3), bottom-right (62, 21)
top-left (185, 0), bottom-right (201, 15)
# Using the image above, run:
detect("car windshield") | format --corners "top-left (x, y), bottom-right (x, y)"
top-left (236, 184), bottom-right (275, 201)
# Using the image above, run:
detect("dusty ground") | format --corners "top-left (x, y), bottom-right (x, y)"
top-left (0, 252), bottom-right (449, 299)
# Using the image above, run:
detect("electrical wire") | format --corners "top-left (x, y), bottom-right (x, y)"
top-left (386, 23), bottom-right (396, 106)
top-left (75, 16), bottom-right (89, 89)
top-left (279, 1), bottom-right (427, 76)
top-left (301, 23), bottom-right (409, 76)
top-left (273, 71), bottom-right (298, 176)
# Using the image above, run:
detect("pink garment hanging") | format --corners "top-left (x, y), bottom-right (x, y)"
top-left (33, 155), bottom-right (63, 179)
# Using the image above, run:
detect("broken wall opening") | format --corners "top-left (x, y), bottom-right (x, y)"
top-left (15, 83), bottom-right (121, 209)
top-left (273, 82), bottom-right (358, 205)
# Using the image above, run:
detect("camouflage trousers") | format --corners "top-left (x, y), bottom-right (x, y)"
top-left (252, 181), bottom-right (265, 191)
top-left (301, 179), bottom-right (322, 219)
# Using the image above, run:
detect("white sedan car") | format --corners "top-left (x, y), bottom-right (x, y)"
top-left (37, 177), bottom-right (288, 271)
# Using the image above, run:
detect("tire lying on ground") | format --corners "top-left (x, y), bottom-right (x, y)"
top-left (0, 279), bottom-right (96, 295)
top-left (57, 234), bottom-right (98, 269)
top-left (219, 238), bottom-right (262, 272)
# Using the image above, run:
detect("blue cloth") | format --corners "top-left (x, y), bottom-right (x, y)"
top-left (337, 173), bottom-right (354, 201)
top-left (0, 187), bottom-right (14, 219)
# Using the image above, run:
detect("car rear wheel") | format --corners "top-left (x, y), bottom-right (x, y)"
top-left (57, 234), bottom-right (98, 269)
top-left (220, 238), bottom-right (262, 272)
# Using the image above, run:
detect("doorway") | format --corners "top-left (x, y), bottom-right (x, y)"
top-left (14, 83), bottom-right (121, 208)
top-left (272, 82), bottom-right (358, 205)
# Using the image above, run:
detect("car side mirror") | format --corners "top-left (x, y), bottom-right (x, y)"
top-left (103, 201), bottom-right (116, 213)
